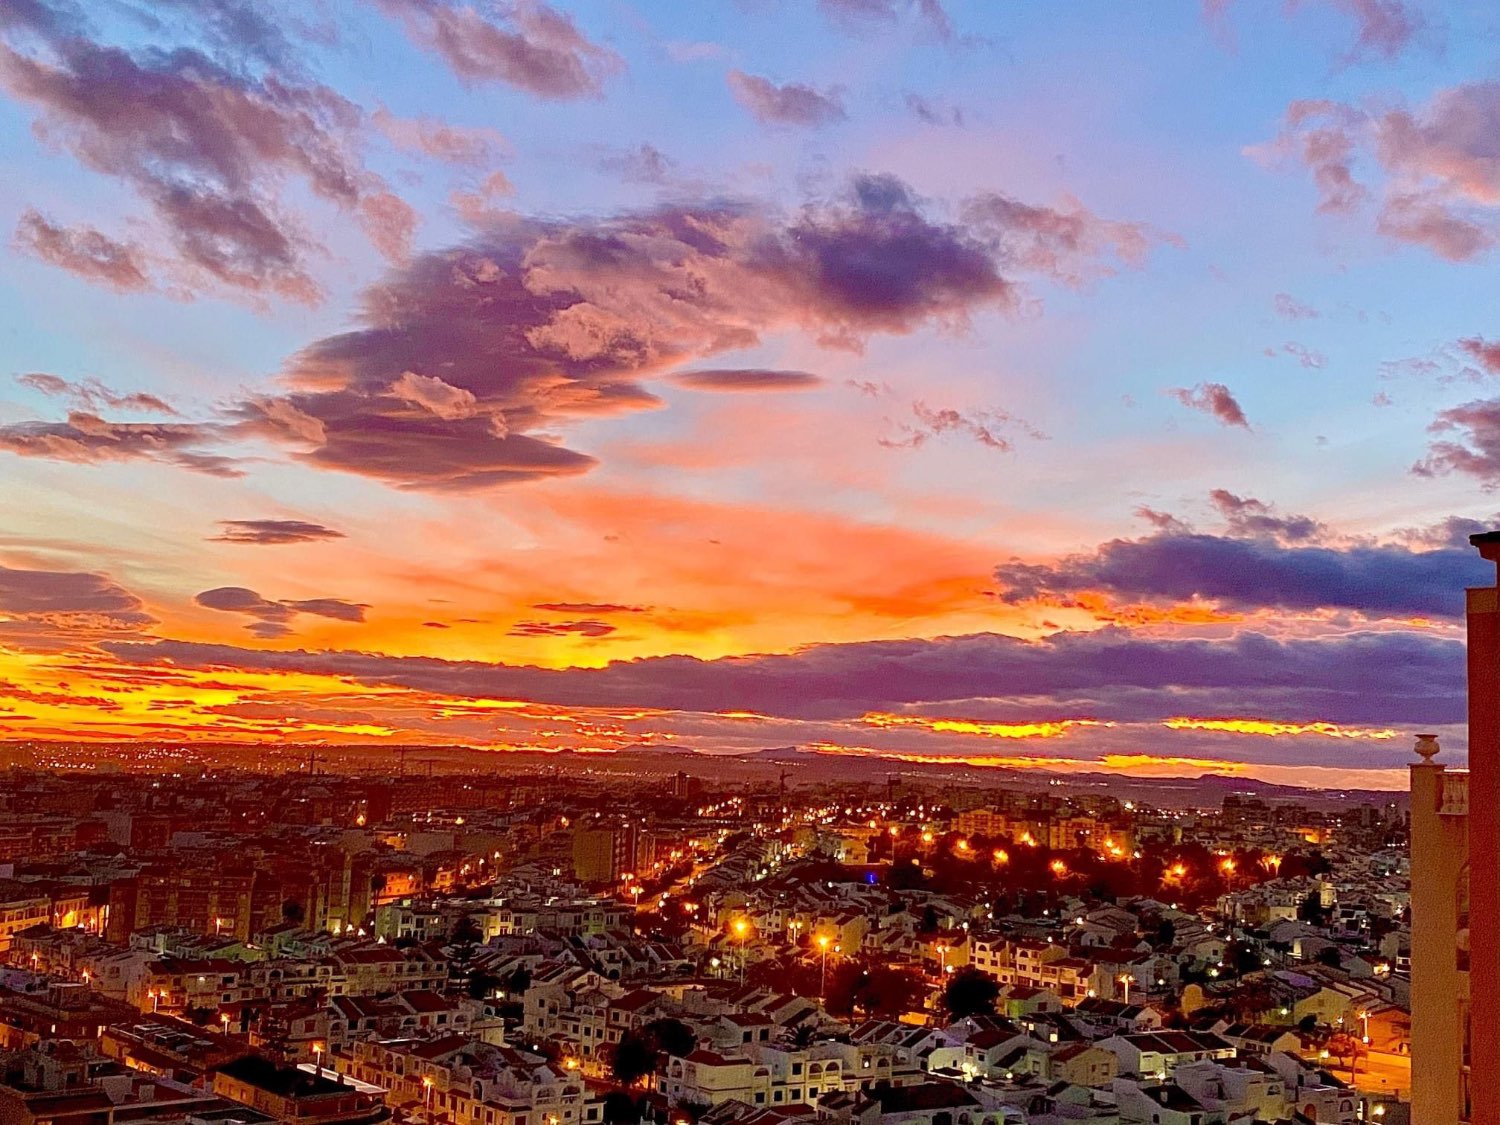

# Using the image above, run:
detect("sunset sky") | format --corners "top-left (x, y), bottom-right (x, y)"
top-left (2, 0), bottom-right (1499, 788)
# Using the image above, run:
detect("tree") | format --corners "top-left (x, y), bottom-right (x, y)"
top-left (467, 970), bottom-right (503, 1001)
top-left (943, 966), bottom-right (1001, 1019)
top-left (504, 966), bottom-right (532, 997)
top-left (826, 961), bottom-right (926, 1019)
top-left (1298, 892), bottom-right (1327, 926)
top-left (450, 913), bottom-right (484, 945)
top-left (643, 1017), bottom-right (696, 1058)
top-left (611, 1030), bottom-right (658, 1086)
top-left (602, 1093), bottom-right (641, 1125)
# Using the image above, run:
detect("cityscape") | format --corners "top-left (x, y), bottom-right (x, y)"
top-left (1, 0), bottom-right (1498, 1122)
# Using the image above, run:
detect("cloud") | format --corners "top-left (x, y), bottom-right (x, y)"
top-left (388, 370), bottom-right (481, 419)
top-left (727, 70), bottom-right (845, 127)
top-left (1273, 292), bottom-right (1319, 320)
top-left (1208, 489), bottom-right (1325, 542)
top-left (18, 373), bottom-right (175, 415)
top-left (597, 143), bottom-right (675, 185)
top-left (994, 530), bottom-right (1485, 618)
top-left (1168, 382), bottom-right (1250, 428)
top-left (193, 586), bottom-right (367, 636)
top-left (0, 562), bottom-right (154, 648)
top-left (0, 412), bottom-right (240, 476)
top-left (532, 602), bottom-right (649, 614)
top-left (209, 519), bottom-right (345, 545)
top-left (1206, 0), bottom-right (1422, 63)
top-left (1417, 397), bottom-right (1500, 486)
top-left (372, 107), bottom-right (507, 167)
top-left (0, 1), bottom-right (414, 301)
top-left (0, 563), bottom-right (149, 620)
top-left (373, 0), bottom-right (621, 100)
top-left (1259, 83), bottom-right (1500, 261)
top-left (816, 0), bottom-right (953, 41)
top-left (959, 191), bottom-right (1164, 285)
top-left (508, 618), bottom-right (616, 637)
top-left (1269, 341), bottom-right (1327, 369)
top-left (671, 368), bottom-right (822, 392)
top-left (1459, 337), bottom-right (1500, 374)
top-left (14, 210), bottom-right (151, 291)
top-left (227, 173), bottom-right (1154, 490)
top-left (1397, 514), bottom-right (1500, 549)
top-left (904, 92), bottom-right (964, 127)
top-left (880, 401), bottom-right (1042, 452)
top-left (1, 174), bottom-right (1160, 490)
top-left (102, 625), bottom-right (1467, 728)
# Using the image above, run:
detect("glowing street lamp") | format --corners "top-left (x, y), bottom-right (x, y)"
top-left (817, 935), bottom-right (831, 1001)
top-left (732, 918), bottom-right (750, 985)
top-left (148, 989), bottom-right (160, 1013)
top-left (220, 1012), bottom-right (231, 1035)
top-left (313, 1042), bottom-right (324, 1073)
top-left (1118, 974), bottom-right (1135, 1004)
top-left (422, 1076), bottom-right (434, 1108)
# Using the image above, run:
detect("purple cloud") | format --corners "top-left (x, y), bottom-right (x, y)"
top-left (210, 520), bottom-right (345, 545)
top-left (671, 368), bottom-right (823, 392)
top-left (1208, 489), bottom-right (1325, 543)
top-left (1, 174), bottom-right (1161, 490)
top-left (103, 626), bottom-right (1466, 728)
top-left (994, 531), bottom-right (1486, 618)
top-left (0, 1), bottom-right (415, 301)
top-left (194, 586), bottom-right (368, 637)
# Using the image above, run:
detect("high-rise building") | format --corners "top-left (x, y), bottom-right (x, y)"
top-left (1409, 734), bottom-right (1468, 1121)
top-left (572, 824), bottom-right (632, 884)
top-left (1410, 529), bottom-right (1500, 1123)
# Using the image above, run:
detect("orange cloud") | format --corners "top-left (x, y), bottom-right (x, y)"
top-left (1162, 717), bottom-right (1401, 739)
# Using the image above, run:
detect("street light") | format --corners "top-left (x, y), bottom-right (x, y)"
top-left (422, 1076), bottom-right (434, 1108)
top-left (1119, 974), bottom-right (1135, 1004)
top-left (817, 936), bottom-right (831, 1001)
top-left (313, 1042), bottom-right (324, 1074)
top-left (733, 919), bottom-right (749, 985)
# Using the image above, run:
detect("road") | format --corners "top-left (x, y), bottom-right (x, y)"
top-left (1345, 1050), bottom-right (1411, 1098)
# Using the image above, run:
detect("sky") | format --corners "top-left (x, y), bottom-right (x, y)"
top-left (1, 0), bottom-right (1499, 789)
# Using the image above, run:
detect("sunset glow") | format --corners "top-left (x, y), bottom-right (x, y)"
top-left (0, 0), bottom-right (1491, 790)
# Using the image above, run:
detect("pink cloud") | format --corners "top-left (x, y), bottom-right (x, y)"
top-left (1168, 382), bottom-right (1251, 428)
top-left (1261, 83), bottom-right (1500, 260)
top-left (14, 210), bottom-right (150, 292)
top-left (727, 70), bottom-right (846, 127)
top-left (374, 0), bottom-right (622, 100)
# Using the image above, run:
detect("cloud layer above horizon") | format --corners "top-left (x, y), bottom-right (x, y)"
top-left (0, 0), bottom-right (1493, 789)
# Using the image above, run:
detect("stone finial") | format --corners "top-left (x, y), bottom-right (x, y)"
top-left (1415, 733), bottom-right (1441, 761)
